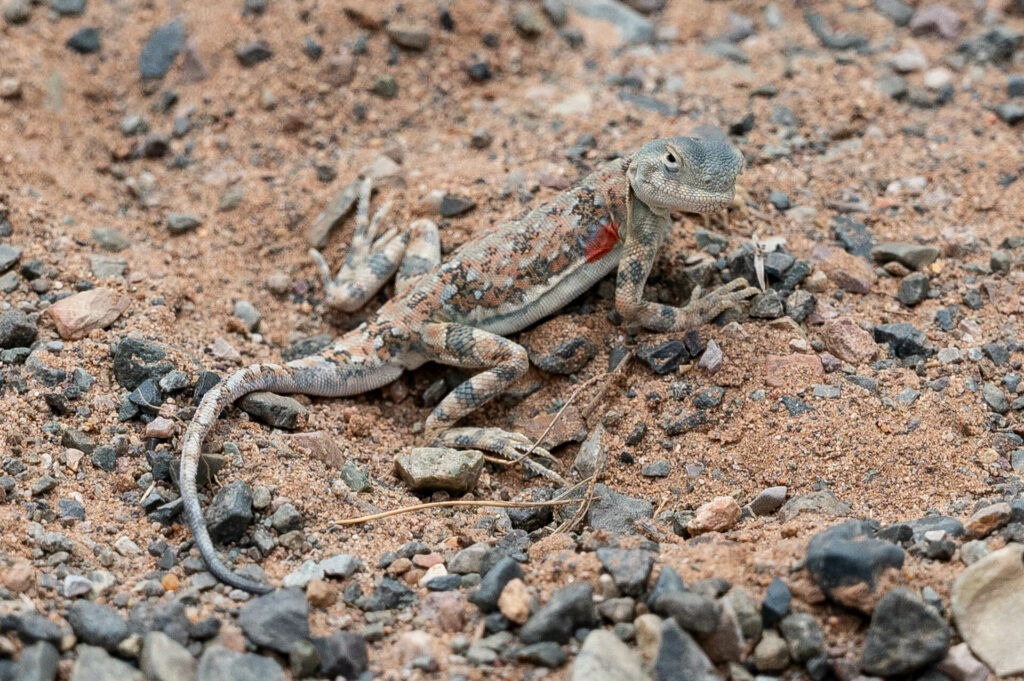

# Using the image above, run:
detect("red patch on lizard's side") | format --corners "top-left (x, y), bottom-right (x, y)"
top-left (584, 218), bottom-right (620, 263)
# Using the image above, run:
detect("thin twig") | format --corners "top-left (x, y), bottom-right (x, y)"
top-left (334, 497), bottom-right (577, 526)
top-left (495, 350), bottom-right (635, 468)
top-left (334, 478), bottom-right (596, 527)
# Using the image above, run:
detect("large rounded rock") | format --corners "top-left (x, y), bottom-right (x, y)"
top-left (862, 587), bottom-right (952, 676)
top-left (951, 543), bottom-right (1024, 676)
top-left (805, 520), bottom-right (904, 612)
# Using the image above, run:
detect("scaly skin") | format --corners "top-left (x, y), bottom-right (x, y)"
top-left (180, 136), bottom-right (759, 593)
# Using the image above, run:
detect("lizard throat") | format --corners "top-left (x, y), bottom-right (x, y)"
top-left (583, 217), bottom-right (620, 262)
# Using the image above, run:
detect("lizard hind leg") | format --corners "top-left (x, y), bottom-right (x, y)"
top-left (310, 178), bottom-right (409, 312)
top-left (419, 322), bottom-right (567, 485)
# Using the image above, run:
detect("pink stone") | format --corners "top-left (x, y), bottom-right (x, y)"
top-left (48, 288), bottom-right (130, 340)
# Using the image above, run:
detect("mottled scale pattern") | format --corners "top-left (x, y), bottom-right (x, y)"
top-left (179, 137), bottom-right (758, 593)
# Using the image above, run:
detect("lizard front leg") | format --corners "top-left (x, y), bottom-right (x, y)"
top-left (615, 198), bottom-right (759, 332)
top-left (419, 322), bottom-right (567, 485)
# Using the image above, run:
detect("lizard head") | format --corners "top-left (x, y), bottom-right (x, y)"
top-left (628, 137), bottom-right (743, 214)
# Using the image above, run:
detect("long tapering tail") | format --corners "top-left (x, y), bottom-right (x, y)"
top-left (180, 364), bottom-right (300, 594)
top-left (179, 343), bottom-right (405, 593)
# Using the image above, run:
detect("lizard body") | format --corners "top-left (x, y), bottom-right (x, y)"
top-left (180, 137), bottom-right (758, 593)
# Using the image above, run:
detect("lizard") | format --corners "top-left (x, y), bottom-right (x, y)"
top-left (179, 136), bottom-right (760, 594)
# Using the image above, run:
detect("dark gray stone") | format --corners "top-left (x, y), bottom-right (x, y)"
top-left (871, 242), bottom-right (939, 270)
top-left (270, 503), bottom-right (302, 533)
top-left (641, 460), bottom-right (670, 477)
top-left (237, 588), bottom-right (310, 653)
top-left (861, 588), bottom-right (952, 675)
top-left (59, 498), bottom-right (85, 520)
top-left (236, 41), bottom-right (273, 67)
top-left (805, 520), bottom-right (905, 606)
top-left (139, 19), bottom-right (185, 80)
top-left (67, 600), bottom-right (129, 651)
top-left (779, 612), bottom-right (825, 662)
top-left (510, 641), bottom-right (567, 667)
top-left (781, 396), bottom-right (812, 416)
top-left (204, 480), bottom-right (253, 544)
top-left (0, 245), bottom-right (22, 273)
top-left (805, 11), bottom-right (869, 50)
top-left (749, 290), bottom-right (785, 319)
top-left (312, 632), bottom-right (368, 679)
top-left (128, 600), bottom-right (190, 646)
top-left (654, 619), bottom-right (722, 681)
top-left (128, 378), bottom-right (163, 415)
top-left (49, 0), bottom-right (85, 15)
top-left (585, 483), bottom-right (652, 534)
top-left (14, 641), bottom-right (59, 681)
top-left (362, 577), bottom-right (417, 611)
top-left (281, 334), bottom-right (332, 361)
top-left (831, 216), bottom-right (874, 257)
top-left (897, 272), bottom-right (930, 306)
top-left (647, 565), bottom-right (686, 608)
top-left (874, 0), bottom-right (913, 25)
top-left (468, 556), bottom-right (524, 612)
top-left (113, 337), bottom-right (174, 390)
top-left (768, 191), bottom-right (790, 210)
top-left (440, 195), bottom-right (475, 217)
top-left (66, 27), bottom-right (100, 54)
top-left (906, 515), bottom-right (964, 541)
top-left (761, 577), bottom-right (791, 626)
top-left (166, 213), bottom-right (201, 235)
top-left (0, 309), bottom-right (37, 349)
top-left (654, 591), bottom-right (721, 634)
top-left (995, 102), bottom-right (1024, 125)
top-left (519, 582), bottom-right (597, 644)
top-left (873, 323), bottom-right (934, 358)
top-left (596, 548), bottom-right (654, 596)
top-left (637, 340), bottom-right (686, 374)
top-left (0, 613), bottom-right (62, 643)
top-left (91, 444), bottom-right (115, 471)
top-left (507, 488), bottom-right (554, 531)
top-left (693, 386), bottom-right (725, 409)
top-left (785, 290), bottom-right (815, 323)
top-left (197, 644), bottom-right (286, 681)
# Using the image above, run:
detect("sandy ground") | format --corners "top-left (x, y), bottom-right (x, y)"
top-left (1, 0), bottom-right (1023, 678)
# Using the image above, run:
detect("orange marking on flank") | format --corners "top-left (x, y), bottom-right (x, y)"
top-left (584, 219), bottom-right (619, 262)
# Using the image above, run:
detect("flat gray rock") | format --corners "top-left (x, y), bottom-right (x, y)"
top-left (394, 447), bottom-right (483, 493)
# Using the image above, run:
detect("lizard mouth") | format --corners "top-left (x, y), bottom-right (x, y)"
top-left (637, 180), bottom-right (735, 215)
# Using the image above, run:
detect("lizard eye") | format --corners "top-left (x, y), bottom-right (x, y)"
top-left (663, 152), bottom-right (679, 173)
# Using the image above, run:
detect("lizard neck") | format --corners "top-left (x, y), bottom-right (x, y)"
top-left (592, 155), bottom-right (633, 227)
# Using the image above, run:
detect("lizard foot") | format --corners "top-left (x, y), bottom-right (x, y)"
top-left (432, 427), bottom-right (567, 486)
top-left (682, 277), bottom-right (760, 325)
top-left (309, 178), bottom-right (407, 312)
